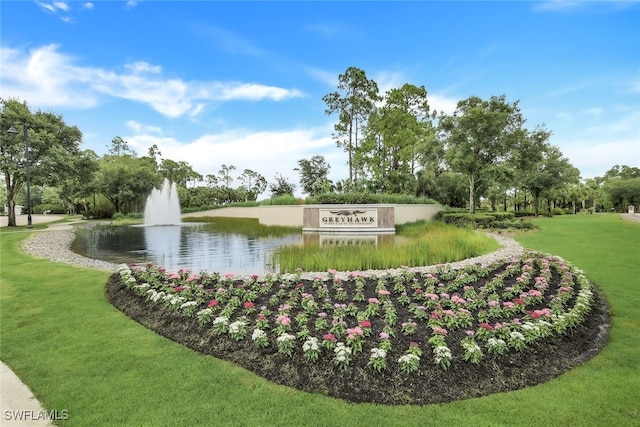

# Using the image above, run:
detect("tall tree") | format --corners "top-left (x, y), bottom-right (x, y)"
top-left (295, 155), bottom-right (332, 196)
top-left (237, 169), bottom-right (267, 201)
top-left (439, 95), bottom-right (525, 213)
top-left (93, 138), bottom-right (159, 214)
top-left (269, 173), bottom-right (296, 198)
top-left (1, 98), bottom-right (83, 226)
top-left (323, 67), bottom-right (380, 185)
top-left (360, 83), bottom-right (435, 193)
top-left (521, 144), bottom-right (580, 215)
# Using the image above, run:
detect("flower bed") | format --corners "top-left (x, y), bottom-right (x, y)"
top-left (107, 250), bottom-right (608, 405)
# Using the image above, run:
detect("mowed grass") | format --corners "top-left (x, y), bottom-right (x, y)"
top-left (0, 214), bottom-right (638, 426)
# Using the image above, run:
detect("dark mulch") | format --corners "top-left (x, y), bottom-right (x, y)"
top-left (105, 274), bottom-right (610, 406)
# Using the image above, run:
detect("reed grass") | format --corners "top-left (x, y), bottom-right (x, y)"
top-left (274, 221), bottom-right (500, 272)
top-left (182, 216), bottom-right (300, 237)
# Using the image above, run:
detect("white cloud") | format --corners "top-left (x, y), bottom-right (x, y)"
top-left (53, 2), bottom-right (70, 12)
top-left (0, 44), bottom-right (304, 116)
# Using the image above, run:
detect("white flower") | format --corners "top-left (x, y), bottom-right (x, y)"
top-left (213, 316), bottom-right (229, 326)
top-left (397, 354), bottom-right (419, 364)
top-left (510, 331), bottom-right (526, 341)
top-left (370, 348), bottom-right (387, 359)
top-left (303, 337), bottom-right (319, 352)
top-left (487, 338), bottom-right (506, 348)
top-left (252, 329), bottom-right (266, 341)
top-left (277, 333), bottom-right (295, 343)
top-left (434, 345), bottom-right (452, 359)
top-left (229, 320), bottom-right (246, 334)
top-left (180, 301), bottom-right (198, 310)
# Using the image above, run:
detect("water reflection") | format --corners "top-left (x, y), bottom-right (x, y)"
top-left (72, 224), bottom-right (303, 275)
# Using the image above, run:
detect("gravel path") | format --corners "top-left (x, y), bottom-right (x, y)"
top-left (20, 226), bottom-right (524, 278)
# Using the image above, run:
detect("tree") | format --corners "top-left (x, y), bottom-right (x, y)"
top-left (237, 169), bottom-right (267, 201)
top-left (360, 84), bottom-right (436, 194)
top-left (439, 95), bottom-right (525, 213)
top-left (218, 164), bottom-right (236, 189)
top-left (323, 67), bottom-right (380, 185)
top-left (93, 138), bottom-right (159, 214)
top-left (603, 177), bottom-right (640, 212)
top-left (295, 155), bottom-right (332, 196)
top-left (158, 159), bottom-right (202, 188)
top-left (269, 173), bottom-right (296, 198)
top-left (521, 144), bottom-right (580, 215)
top-left (1, 98), bottom-right (84, 226)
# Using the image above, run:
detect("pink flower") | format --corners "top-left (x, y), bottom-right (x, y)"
top-left (169, 273), bottom-right (180, 280)
top-left (368, 298), bottom-right (380, 304)
top-left (208, 300), bottom-right (219, 307)
top-left (276, 315), bottom-right (291, 326)
top-left (175, 286), bottom-right (186, 292)
top-left (244, 301), bottom-right (255, 309)
top-left (379, 332), bottom-right (389, 339)
top-left (378, 290), bottom-right (391, 296)
top-left (465, 330), bottom-right (475, 336)
top-left (479, 323), bottom-right (493, 330)
top-left (185, 274), bottom-right (200, 282)
top-left (323, 333), bottom-right (336, 341)
top-left (347, 327), bottom-right (363, 339)
top-left (432, 326), bottom-right (448, 335)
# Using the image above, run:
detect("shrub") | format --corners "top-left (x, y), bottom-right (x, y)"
top-left (514, 210), bottom-right (536, 218)
top-left (307, 192), bottom-right (436, 205)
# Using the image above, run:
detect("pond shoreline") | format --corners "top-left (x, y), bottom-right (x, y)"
top-left (20, 224), bottom-right (524, 277)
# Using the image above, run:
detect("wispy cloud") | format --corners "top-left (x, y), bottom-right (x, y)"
top-left (0, 44), bottom-right (304, 117)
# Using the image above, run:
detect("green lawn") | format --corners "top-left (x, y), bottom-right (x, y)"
top-left (0, 214), bottom-right (638, 426)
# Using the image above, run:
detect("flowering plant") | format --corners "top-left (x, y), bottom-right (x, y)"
top-left (302, 337), bottom-right (321, 363)
top-left (276, 333), bottom-right (296, 357)
top-left (368, 348), bottom-right (387, 372)
top-left (333, 342), bottom-right (352, 371)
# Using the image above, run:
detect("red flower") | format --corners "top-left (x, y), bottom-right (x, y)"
top-left (175, 286), bottom-right (185, 292)
top-left (208, 300), bottom-right (219, 307)
top-left (359, 320), bottom-right (372, 328)
top-left (479, 323), bottom-right (494, 330)
top-left (323, 333), bottom-right (336, 342)
top-left (514, 298), bottom-right (525, 305)
top-left (244, 301), bottom-right (255, 309)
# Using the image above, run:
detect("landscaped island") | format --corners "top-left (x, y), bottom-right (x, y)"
top-left (107, 248), bottom-right (608, 405)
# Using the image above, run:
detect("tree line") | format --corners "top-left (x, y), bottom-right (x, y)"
top-left (2, 74), bottom-right (639, 226)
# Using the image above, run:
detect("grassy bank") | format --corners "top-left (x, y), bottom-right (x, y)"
top-left (274, 221), bottom-right (500, 272)
top-left (0, 214), bottom-right (638, 426)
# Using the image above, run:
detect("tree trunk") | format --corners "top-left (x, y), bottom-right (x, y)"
top-left (469, 174), bottom-right (476, 214)
top-left (4, 174), bottom-right (17, 227)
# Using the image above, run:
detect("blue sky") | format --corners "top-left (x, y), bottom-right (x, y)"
top-left (1, 1), bottom-right (639, 196)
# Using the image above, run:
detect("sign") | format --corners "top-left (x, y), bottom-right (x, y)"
top-left (319, 209), bottom-right (377, 228)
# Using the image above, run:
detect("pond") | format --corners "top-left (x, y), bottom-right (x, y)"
top-left (72, 224), bottom-right (303, 275)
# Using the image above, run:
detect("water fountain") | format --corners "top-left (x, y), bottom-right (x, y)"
top-left (144, 178), bottom-right (182, 225)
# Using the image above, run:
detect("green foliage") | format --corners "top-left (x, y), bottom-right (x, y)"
top-left (323, 66), bottom-right (380, 184)
top-left (295, 155), bottom-right (332, 196)
top-left (259, 194), bottom-right (303, 205)
top-left (307, 192), bottom-right (436, 205)
top-left (440, 95), bottom-right (526, 214)
top-left (269, 173), bottom-right (296, 198)
top-left (441, 212), bottom-right (534, 230)
top-left (603, 177), bottom-right (640, 212)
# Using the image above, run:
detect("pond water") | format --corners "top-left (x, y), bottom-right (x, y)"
top-left (72, 224), bottom-right (303, 275)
